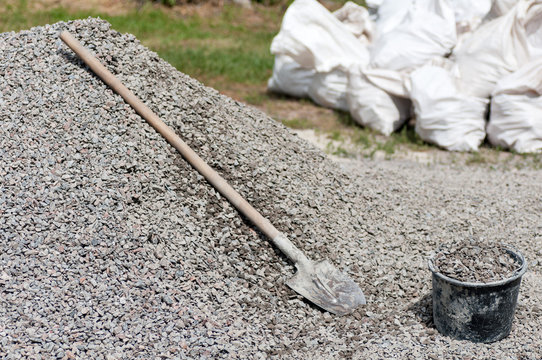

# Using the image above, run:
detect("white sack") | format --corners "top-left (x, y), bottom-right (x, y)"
top-left (270, 0), bottom-right (370, 73)
top-left (267, 55), bottom-right (315, 98)
top-left (486, 0), bottom-right (520, 20)
top-left (454, 0), bottom-right (542, 98)
top-left (347, 66), bottom-right (411, 136)
top-left (333, 1), bottom-right (375, 43)
top-left (370, 0), bottom-right (456, 72)
top-left (360, 56), bottom-right (455, 100)
top-left (487, 58), bottom-right (542, 153)
top-left (449, 0), bottom-right (492, 34)
top-left (410, 66), bottom-right (488, 151)
top-left (366, 0), bottom-right (384, 8)
top-left (363, 67), bottom-right (411, 98)
top-left (308, 70), bottom-right (349, 111)
top-left (373, 0), bottom-right (414, 38)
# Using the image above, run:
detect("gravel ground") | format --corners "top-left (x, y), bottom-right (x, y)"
top-left (1, 19), bottom-right (541, 359)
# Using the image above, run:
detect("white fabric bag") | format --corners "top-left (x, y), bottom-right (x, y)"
top-left (347, 66), bottom-right (411, 136)
top-left (363, 66), bottom-right (411, 98)
top-left (270, 0), bottom-right (370, 73)
top-left (410, 65), bottom-right (488, 151)
top-left (333, 1), bottom-right (375, 43)
top-left (366, 0), bottom-right (384, 9)
top-left (487, 58), bottom-right (542, 153)
top-left (269, 0), bottom-right (371, 110)
top-left (486, 0), bottom-right (521, 20)
top-left (267, 55), bottom-right (315, 98)
top-left (372, 0), bottom-right (414, 38)
top-left (449, 0), bottom-right (492, 34)
top-left (370, 0), bottom-right (457, 72)
top-left (454, 0), bottom-right (542, 98)
top-left (307, 70), bottom-right (349, 111)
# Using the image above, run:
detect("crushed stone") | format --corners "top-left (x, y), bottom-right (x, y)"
top-left (0, 18), bottom-right (541, 359)
top-left (433, 241), bottom-right (523, 283)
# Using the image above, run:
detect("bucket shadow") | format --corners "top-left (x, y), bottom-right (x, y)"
top-left (407, 293), bottom-right (436, 329)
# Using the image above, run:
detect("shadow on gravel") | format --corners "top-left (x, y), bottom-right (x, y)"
top-left (408, 293), bottom-right (435, 329)
top-left (59, 49), bottom-right (93, 71)
top-left (59, 48), bottom-right (121, 78)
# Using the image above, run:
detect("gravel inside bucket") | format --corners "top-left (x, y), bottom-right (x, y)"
top-left (1, 19), bottom-right (541, 359)
top-left (433, 241), bottom-right (523, 283)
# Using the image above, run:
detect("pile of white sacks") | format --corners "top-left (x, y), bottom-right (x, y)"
top-left (268, 0), bottom-right (542, 152)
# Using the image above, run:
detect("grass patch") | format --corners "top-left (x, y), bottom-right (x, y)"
top-left (392, 125), bottom-right (427, 149)
top-left (243, 91), bottom-right (269, 106)
top-left (328, 130), bottom-right (343, 141)
top-left (515, 151), bottom-right (542, 169)
top-left (466, 152), bottom-right (486, 165)
top-left (376, 139), bottom-right (396, 155)
top-left (345, 123), bottom-right (430, 157)
top-left (325, 141), bottom-right (349, 157)
top-left (335, 110), bottom-right (356, 127)
top-left (281, 117), bottom-right (312, 129)
top-left (333, 145), bottom-right (348, 156)
top-left (157, 45), bottom-right (273, 84)
top-left (0, 0), bottom-right (276, 86)
top-left (354, 130), bottom-right (371, 149)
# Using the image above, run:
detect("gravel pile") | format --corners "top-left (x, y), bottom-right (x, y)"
top-left (1, 18), bottom-right (541, 359)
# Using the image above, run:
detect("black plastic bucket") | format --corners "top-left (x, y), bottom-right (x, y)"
top-left (428, 246), bottom-right (527, 343)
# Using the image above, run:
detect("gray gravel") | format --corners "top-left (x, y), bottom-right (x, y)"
top-left (1, 18), bottom-right (541, 359)
top-left (433, 241), bottom-right (522, 283)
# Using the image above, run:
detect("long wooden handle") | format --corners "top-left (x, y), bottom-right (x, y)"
top-left (59, 31), bottom-right (292, 249)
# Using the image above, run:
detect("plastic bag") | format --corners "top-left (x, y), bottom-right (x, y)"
top-left (487, 58), bottom-right (542, 153)
top-left (370, 0), bottom-right (456, 72)
top-left (347, 65), bottom-right (411, 136)
top-left (410, 65), bottom-right (488, 151)
top-left (270, 0), bottom-right (370, 73)
top-left (453, 0), bottom-right (542, 98)
top-left (267, 55), bottom-right (315, 98)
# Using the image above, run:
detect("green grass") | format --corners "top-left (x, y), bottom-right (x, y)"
top-left (328, 130), bottom-right (343, 141)
top-left (332, 145), bottom-right (348, 156)
top-left (349, 124), bottom-right (430, 156)
top-left (375, 139), bottom-right (396, 155)
top-left (335, 110), bottom-right (357, 127)
top-left (354, 131), bottom-right (371, 149)
top-left (392, 125), bottom-right (427, 149)
top-left (281, 117), bottom-right (312, 129)
top-left (0, 0), bottom-right (276, 85)
top-left (157, 45), bottom-right (273, 84)
top-left (318, 121), bottom-right (432, 159)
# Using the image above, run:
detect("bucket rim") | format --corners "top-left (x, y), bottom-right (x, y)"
top-left (427, 244), bottom-right (528, 288)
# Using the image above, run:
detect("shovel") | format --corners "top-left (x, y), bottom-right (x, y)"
top-left (60, 31), bottom-right (366, 316)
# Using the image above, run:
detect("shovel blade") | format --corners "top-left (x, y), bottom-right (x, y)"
top-left (286, 260), bottom-right (366, 316)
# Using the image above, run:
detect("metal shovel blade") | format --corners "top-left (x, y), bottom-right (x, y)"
top-left (286, 260), bottom-right (366, 316)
